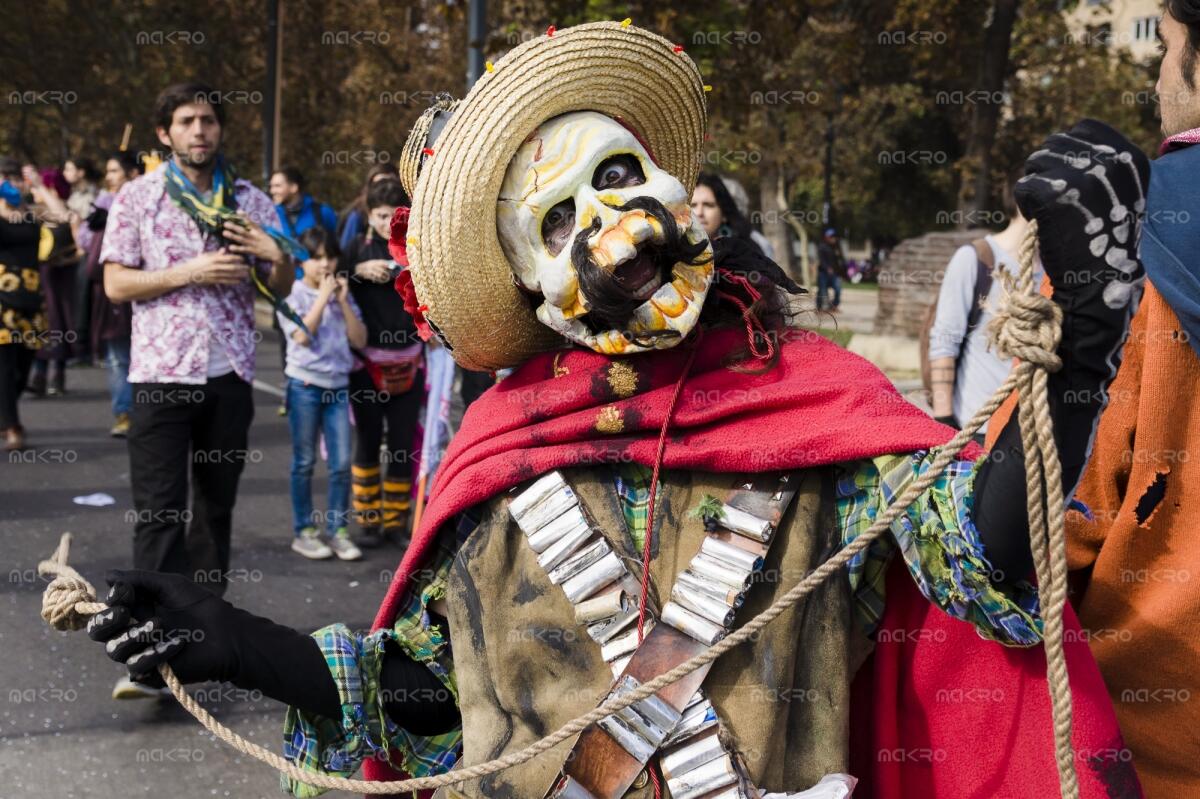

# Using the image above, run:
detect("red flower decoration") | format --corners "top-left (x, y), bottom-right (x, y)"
top-left (388, 205), bottom-right (410, 266)
top-left (394, 268), bottom-right (434, 342)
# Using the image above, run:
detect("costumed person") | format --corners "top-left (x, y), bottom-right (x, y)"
top-left (340, 177), bottom-right (424, 549)
top-left (984, 5), bottom-right (1200, 794)
top-left (81, 23), bottom-right (1146, 798)
top-left (0, 156), bottom-right (47, 451)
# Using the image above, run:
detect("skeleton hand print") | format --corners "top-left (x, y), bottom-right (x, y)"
top-left (1015, 119), bottom-right (1150, 309)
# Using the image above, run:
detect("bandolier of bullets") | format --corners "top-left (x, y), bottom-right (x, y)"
top-left (509, 471), bottom-right (786, 799)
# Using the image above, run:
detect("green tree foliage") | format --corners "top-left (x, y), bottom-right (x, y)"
top-left (0, 0), bottom-right (1160, 242)
top-left (0, 0), bottom-right (467, 205)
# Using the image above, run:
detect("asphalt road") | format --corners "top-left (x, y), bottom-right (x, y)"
top-left (1, 337), bottom-right (400, 798)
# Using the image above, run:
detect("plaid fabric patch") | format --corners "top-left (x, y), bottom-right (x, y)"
top-left (836, 452), bottom-right (1042, 647)
top-left (281, 542), bottom-right (462, 797)
top-left (613, 462), bottom-right (655, 550)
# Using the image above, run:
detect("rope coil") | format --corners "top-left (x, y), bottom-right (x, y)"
top-left (38, 222), bottom-right (1077, 797)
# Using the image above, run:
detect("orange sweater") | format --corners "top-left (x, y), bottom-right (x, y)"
top-left (988, 282), bottom-right (1200, 795)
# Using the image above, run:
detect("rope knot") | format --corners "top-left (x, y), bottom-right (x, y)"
top-left (37, 533), bottom-right (103, 631)
top-left (987, 286), bottom-right (1063, 371)
top-left (985, 222), bottom-right (1062, 372)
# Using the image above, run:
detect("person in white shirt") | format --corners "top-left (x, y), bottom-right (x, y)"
top-left (929, 203), bottom-right (1041, 438)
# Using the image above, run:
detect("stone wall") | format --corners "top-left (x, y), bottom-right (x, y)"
top-left (873, 228), bottom-right (990, 337)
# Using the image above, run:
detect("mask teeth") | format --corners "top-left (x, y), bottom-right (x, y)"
top-left (649, 281), bottom-right (687, 318)
top-left (595, 226), bottom-right (638, 269)
top-left (618, 209), bottom-right (662, 246)
top-left (561, 289), bottom-right (589, 319)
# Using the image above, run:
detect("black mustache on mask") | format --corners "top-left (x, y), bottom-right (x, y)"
top-left (571, 196), bottom-right (711, 335)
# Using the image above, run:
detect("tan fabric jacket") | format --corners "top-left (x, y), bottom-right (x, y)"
top-left (435, 466), bottom-right (862, 799)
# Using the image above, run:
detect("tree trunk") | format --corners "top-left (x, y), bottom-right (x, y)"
top-left (957, 0), bottom-right (1020, 225)
top-left (759, 158), bottom-right (795, 281)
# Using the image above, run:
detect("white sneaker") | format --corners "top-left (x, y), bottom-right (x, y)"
top-left (112, 674), bottom-right (170, 700)
top-left (328, 528), bottom-right (363, 561)
top-left (292, 528), bottom-right (333, 559)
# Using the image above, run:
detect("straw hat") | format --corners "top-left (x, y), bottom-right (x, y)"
top-left (406, 20), bottom-right (707, 371)
top-left (398, 94), bottom-right (459, 199)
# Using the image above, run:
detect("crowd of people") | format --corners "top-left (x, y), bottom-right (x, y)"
top-left (0, 93), bottom-right (784, 557)
top-left (0, 83), bottom-right (796, 571)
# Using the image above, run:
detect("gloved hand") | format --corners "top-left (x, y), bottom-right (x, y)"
top-left (973, 121), bottom-right (1150, 583)
top-left (87, 570), bottom-right (341, 719)
top-left (1014, 119), bottom-right (1149, 402)
top-left (1016, 118), bottom-right (1148, 305)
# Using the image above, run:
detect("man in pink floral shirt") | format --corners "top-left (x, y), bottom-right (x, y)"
top-left (101, 84), bottom-right (293, 677)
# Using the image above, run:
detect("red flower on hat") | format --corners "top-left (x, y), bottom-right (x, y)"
top-left (388, 206), bottom-right (410, 266)
top-left (394, 268), bottom-right (434, 342)
top-left (388, 206), bottom-right (434, 341)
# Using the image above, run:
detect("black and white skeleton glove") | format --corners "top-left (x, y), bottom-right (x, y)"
top-left (86, 569), bottom-right (342, 719)
top-left (972, 119), bottom-right (1150, 583)
top-left (85, 569), bottom-right (460, 734)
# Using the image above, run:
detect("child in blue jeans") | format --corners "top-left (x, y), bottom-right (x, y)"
top-left (278, 227), bottom-right (367, 560)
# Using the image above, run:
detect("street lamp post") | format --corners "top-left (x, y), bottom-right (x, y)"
top-left (467, 0), bottom-right (487, 90)
top-left (822, 110), bottom-right (834, 230)
top-left (263, 0), bottom-right (282, 182)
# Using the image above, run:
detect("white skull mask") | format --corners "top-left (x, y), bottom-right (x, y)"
top-left (497, 111), bottom-right (714, 356)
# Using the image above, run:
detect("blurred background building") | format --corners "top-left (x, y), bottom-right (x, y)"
top-left (1065, 0), bottom-right (1162, 61)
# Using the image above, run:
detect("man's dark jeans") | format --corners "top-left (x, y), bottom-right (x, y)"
top-left (127, 373), bottom-right (254, 595)
top-left (816, 269), bottom-right (841, 311)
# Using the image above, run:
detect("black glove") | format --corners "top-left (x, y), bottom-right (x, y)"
top-left (86, 570), bottom-right (341, 719)
top-left (1014, 118), bottom-right (1149, 400)
top-left (973, 120), bottom-right (1150, 583)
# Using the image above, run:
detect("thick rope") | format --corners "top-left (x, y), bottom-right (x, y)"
top-left (37, 222), bottom-right (1076, 795)
top-left (987, 221), bottom-right (1077, 798)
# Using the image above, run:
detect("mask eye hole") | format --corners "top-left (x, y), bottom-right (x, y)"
top-left (592, 154), bottom-right (645, 191)
top-left (541, 198), bottom-right (576, 256)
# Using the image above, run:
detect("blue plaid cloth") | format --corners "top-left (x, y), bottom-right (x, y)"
top-left (281, 543), bottom-right (461, 797)
top-left (836, 451), bottom-right (1042, 646)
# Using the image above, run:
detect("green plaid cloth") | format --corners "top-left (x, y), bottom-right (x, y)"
top-left (836, 451), bottom-right (1042, 647)
top-left (282, 454), bottom-right (1040, 795)
top-left (281, 543), bottom-right (462, 797)
top-left (614, 462), bottom-right (656, 551)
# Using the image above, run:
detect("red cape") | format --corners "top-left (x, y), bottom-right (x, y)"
top-left (365, 328), bottom-right (1136, 798)
top-left (372, 327), bottom-right (980, 630)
